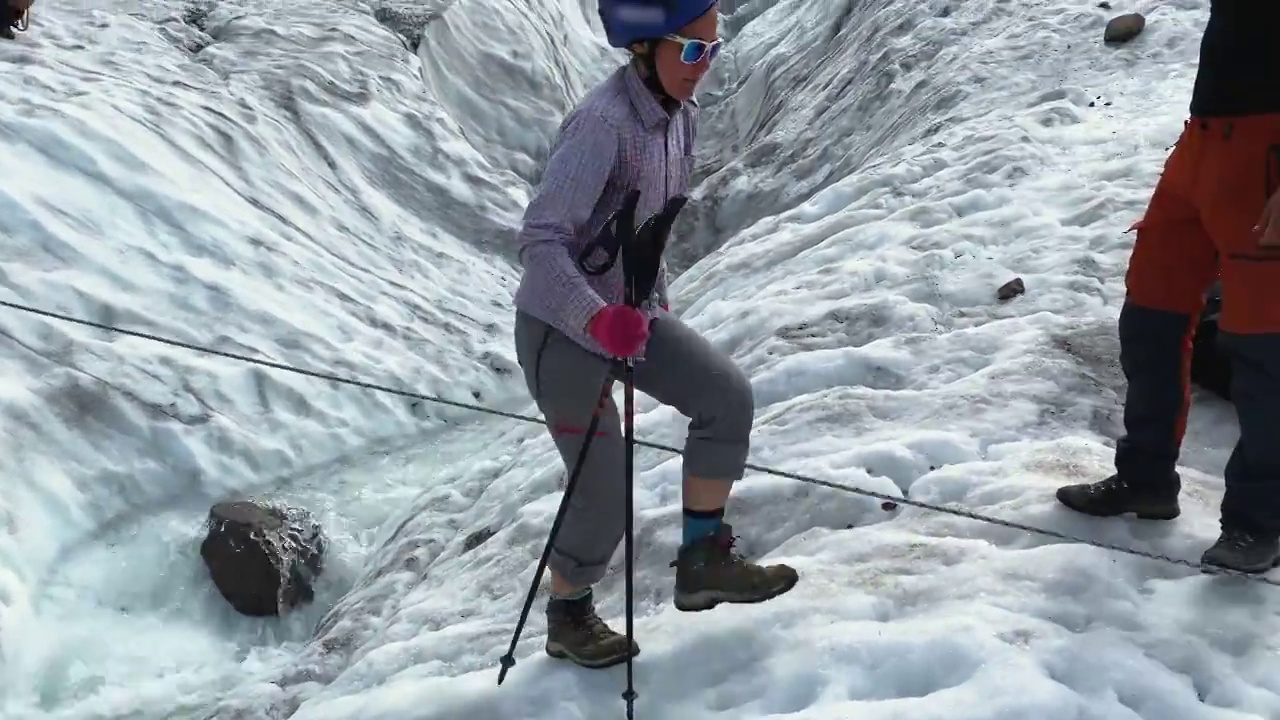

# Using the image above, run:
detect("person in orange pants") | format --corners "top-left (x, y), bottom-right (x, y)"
top-left (1055, 1), bottom-right (1280, 574)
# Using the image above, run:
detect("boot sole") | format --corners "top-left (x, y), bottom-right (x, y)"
top-left (1199, 553), bottom-right (1280, 576)
top-left (545, 641), bottom-right (638, 669)
top-left (673, 574), bottom-right (800, 612)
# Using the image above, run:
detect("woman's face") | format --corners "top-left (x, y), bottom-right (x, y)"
top-left (652, 8), bottom-right (719, 102)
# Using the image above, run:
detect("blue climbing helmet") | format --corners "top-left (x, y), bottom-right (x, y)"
top-left (598, 0), bottom-right (718, 49)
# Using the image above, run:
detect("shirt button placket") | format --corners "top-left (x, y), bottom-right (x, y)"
top-left (664, 117), bottom-right (677, 200)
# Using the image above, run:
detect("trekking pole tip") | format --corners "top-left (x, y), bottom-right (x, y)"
top-left (497, 654), bottom-right (516, 685)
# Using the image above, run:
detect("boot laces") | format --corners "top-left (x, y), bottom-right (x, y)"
top-left (669, 529), bottom-right (746, 568)
top-left (566, 603), bottom-right (616, 639)
top-left (1222, 527), bottom-right (1260, 549)
top-left (1095, 475), bottom-right (1129, 494)
top-left (707, 531), bottom-right (758, 572)
top-left (717, 532), bottom-right (747, 563)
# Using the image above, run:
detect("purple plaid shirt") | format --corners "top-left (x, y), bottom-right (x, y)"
top-left (512, 61), bottom-right (698, 358)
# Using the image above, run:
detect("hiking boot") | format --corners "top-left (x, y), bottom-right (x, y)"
top-left (1200, 528), bottom-right (1280, 574)
top-left (544, 590), bottom-right (638, 669)
top-left (0, 26), bottom-right (13, 40)
top-left (670, 523), bottom-right (798, 612)
top-left (1055, 474), bottom-right (1180, 520)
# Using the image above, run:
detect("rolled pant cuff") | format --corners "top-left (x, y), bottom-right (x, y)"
top-left (683, 438), bottom-right (750, 482)
top-left (548, 547), bottom-right (611, 588)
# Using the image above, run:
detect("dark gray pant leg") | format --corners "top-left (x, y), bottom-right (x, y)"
top-left (632, 314), bottom-right (755, 482)
top-left (1218, 331), bottom-right (1280, 536)
top-left (1113, 301), bottom-right (1195, 491)
top-left (514, 311), bottom-right (626, 588)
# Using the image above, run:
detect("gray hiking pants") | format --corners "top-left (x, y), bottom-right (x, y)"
top-left (514, 309), bottom-right (755, 588)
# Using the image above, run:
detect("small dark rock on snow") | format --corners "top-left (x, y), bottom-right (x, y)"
top-left (200, 500), bottom-right (327, 617)
top-left (997, 277), bottom-right (1026, 301)
top-left (462, 527), bottom-right (496, 553)
top-left (1104, 13), bottom-right (1146, 44)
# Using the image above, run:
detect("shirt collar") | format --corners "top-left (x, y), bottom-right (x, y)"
top-left (623, 61), bottom-right (676, 130)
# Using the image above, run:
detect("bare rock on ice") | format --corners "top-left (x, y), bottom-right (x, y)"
top-left (462, 526), bottom-right (496, 553)
top-left (997, 277), bottom-right (1026, 301)
top-left (1104, 13), bottom-right (1146, 44)
top-left (370, 0), bottom-right (446, 52)
top-left (201, 500), bottom-right (327, 617)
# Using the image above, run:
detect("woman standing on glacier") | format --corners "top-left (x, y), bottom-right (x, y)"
top-left (510, 0), bottom-right (798, 670)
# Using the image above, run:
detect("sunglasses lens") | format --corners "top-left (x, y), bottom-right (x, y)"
top-left (680, 41), bottom-right (705, 64)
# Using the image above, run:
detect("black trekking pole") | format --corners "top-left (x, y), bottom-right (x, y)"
top-left (619, 269), bottom-right (640, 719)
top-left (497, 379), bottom-right (612, 686)
top-left (497, 192), bottom-right (643, 686)
top-left (617, 195), bottom-right (686, 719)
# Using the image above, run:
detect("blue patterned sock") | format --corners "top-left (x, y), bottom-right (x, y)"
top-left (682, 507), bottom-right (725, 546)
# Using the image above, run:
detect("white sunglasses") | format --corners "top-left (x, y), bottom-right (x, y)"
top-left (663, 33), bottom-right (722, 64)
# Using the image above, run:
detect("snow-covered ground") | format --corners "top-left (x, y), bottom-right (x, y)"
top-left (1, 0), bottom-right (1273, 718)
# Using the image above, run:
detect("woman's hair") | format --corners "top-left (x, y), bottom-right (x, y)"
top-left (627, 39), bottom-right (654, 56)
top-left (627, 39), bottom-right (658, 76)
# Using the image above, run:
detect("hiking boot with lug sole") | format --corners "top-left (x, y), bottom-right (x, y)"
top-left (671, 523), bottom-right (798, 612)
top-left (1200, 528), bottom-right (1280, 575)
top-left (544, 591), bottom-right (638, 669)
top-left (1055, 474), bottom-right (1180, 520)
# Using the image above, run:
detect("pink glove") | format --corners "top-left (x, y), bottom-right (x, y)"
top-left (587, 304), bottom-right (649, 357)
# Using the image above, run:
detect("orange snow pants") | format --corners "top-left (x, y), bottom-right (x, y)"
top-left (1126, 115), bottom-right (1280, 332)
top-left (1118, 113), bottom-right (1280, 535)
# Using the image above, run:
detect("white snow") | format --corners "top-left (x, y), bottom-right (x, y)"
top-left (0, 0), bottom-right (1274, 718)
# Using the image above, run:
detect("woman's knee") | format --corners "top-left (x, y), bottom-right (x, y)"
top-left (717, 362), bottom-right (755, 437)
top-left (685, 361), bottom-right (754, 480)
